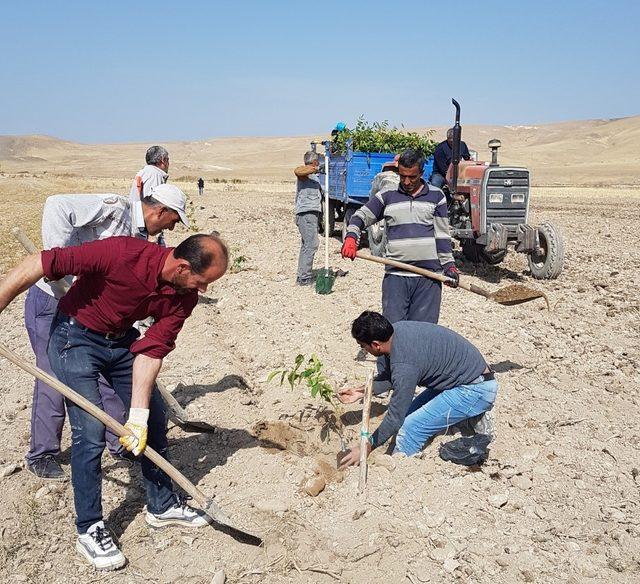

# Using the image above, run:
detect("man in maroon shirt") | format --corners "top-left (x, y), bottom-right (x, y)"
top-left (0, 233), bottom-right (228, 570)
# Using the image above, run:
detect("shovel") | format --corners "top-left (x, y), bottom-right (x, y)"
top-left (356, 252), bottom-right (549, 309)
top-left (315, 146), bottom-right (335, 294)
top-left (12, 227), bottom-right (219, 434)
top-left (0, 343), bottom-right (262, 545)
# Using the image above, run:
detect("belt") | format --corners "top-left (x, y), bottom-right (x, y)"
top-left (67, 316), bottom-right (128, 340)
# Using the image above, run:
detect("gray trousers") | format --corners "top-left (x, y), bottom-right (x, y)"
top-left (24, 286), bottom-right (126, 462)
top-left (296, 211), bottom-right (319, 282)
top-left (381, 273), bottom-right (442, 324)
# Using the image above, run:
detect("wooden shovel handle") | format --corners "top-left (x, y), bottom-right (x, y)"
top-left (358, 369), bottom-right (374, 493)
top-left (0, 343), bottom-right (209, 509)
top-left (355, 252), bottom-right (492, 300)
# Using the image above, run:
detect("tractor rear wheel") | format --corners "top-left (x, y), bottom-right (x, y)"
top-left (341, 205), bottom-right (357, 242)
top-left (367, 220), bottom-right (387, 257)
top-left (528, 222), bottom-right (564, 279)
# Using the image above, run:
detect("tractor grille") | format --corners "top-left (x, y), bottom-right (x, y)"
top-left (484, 168), bottom-right (529, 235)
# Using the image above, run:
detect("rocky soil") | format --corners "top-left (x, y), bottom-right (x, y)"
top-left (0, 175), bottom-right (638, 583)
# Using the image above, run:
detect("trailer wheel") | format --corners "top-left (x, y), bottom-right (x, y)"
top-left (462, 241), bottom-right (507, 265)
top-left (367, 220), bottom-right (387, 257)
top-left (318, 199), bottom-right (336, 236)
top-left (341, 206), bottom-right (356, 242)
top-left (528, 222), bottom-right (564, 279)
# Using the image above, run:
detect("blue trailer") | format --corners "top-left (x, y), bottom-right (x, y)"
top-left (313, 141), bottom-right (434, 241)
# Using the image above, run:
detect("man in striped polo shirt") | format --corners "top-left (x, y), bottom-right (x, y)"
top-left (341, 148), bottom-right (459, 324)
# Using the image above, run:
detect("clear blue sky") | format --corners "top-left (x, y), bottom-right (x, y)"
top-left (1, 0), bottom-right (638, 143)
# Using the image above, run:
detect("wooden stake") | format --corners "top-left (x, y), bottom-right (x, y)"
top-left (358, 369), bottom-right (375, 492)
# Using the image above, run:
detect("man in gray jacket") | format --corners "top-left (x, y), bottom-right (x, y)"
top-left (24, 185), bottom-right (188, 480)
top-left (294, 151), bottom-right (322, 286)
top-left (130, 146), bottom-right (170, 202)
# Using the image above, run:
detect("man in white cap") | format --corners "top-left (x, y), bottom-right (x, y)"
top-left (130, 145), bottom-right (170, 202)
top-left (23, 184), bottom-right (189, 481)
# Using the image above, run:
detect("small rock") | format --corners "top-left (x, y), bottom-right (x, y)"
top-left (521, 569), bottom-right (535, 582)
top-left (489, 493), bottom-right (509, 508)
top-left (239, 396), bottom-right (254, 406)
top-left (423, 511), bottom-right (446, 529)
top-left (210, 570), bottom-right (225, 584)
top-left (510, 475), bottom-right (533, 491)
top-left (370, 454), bottom-right (396, 471)
top-left (352, 509), bottom-right (366, 521)
top-left (386, 535), bottom-right (400, 548)
top-left (253, 499), bottom-right (289, 516)
top-left (181, 536), bottom-right (196, 546)
top-left (0, 463), bottom-right (20, 479)
top-left (302, 476), bottom-right (326, 497)
top-left (35, 485), bottom-right (51, 499)
top-left (443, 558), bottom-right (460, 573)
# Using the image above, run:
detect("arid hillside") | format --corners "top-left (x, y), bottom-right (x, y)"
top-left (1, 115), bottom-right (639, 186)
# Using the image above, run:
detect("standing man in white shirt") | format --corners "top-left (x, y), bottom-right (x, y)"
top-left (24, 184), bottom-right (188, 480)
top-left (130, 146), bottom-right (170, 202)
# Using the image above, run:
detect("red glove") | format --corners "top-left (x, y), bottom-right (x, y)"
top-left (341, 236), bottom-right (358, 260)
top-left (444, 265), bottom-right (459, 288)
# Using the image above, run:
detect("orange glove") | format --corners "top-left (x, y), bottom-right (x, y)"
top-left (341, 236), bottom-right (358, 260)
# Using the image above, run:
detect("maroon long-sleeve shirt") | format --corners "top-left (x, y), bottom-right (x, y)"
top-left (41, 236), bottom-right (198, 359)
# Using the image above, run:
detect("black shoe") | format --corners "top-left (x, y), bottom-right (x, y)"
top-left (26, 455), bottom-right (67, 481)
top-left (296, 279), bottom-right (314, 286)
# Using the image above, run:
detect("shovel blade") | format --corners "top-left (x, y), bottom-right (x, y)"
top-left (489, 284), bottom-right (550, 309)
top-left (315, 268), bottom-right (335, 295)
top-left (203, 498), bottom-right (263, 546)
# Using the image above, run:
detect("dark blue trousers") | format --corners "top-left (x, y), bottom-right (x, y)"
top-left (381, 273), bottom-right (442, 324)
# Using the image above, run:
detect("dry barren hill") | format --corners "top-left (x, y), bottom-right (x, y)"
top-left (1, 115), bottom-right (639, 186)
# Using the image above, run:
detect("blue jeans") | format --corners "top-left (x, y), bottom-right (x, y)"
top-left (47, 313), bottom-right (175, 533)
top-left (394, 376), bottom-right (498, 456)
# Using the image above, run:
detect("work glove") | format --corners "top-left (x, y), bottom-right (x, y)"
top-left (444, 265), bottom-right (460, 288)
top-left (341, 235), bottom-right (358, 260)
top-left (119, 408), bottom-right (149, 456)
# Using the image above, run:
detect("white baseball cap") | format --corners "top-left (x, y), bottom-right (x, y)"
top-left (147, 183), bottom-right (190, 227)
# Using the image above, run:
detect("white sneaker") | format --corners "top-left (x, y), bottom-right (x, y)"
top-left (76, 521), bottom-right (126, 570)
top-left (145, 495), bottom-right (211, 528)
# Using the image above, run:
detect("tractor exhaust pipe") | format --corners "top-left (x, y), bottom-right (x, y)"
top-left (451, 98), bottom-right (462, 196)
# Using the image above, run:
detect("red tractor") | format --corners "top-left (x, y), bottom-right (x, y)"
top-left (446, 99), bottom-right (564, 279)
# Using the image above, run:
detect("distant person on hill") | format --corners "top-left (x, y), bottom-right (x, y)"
top-left (430, 128), bottom-right (471, 189)
top-left (294, 151), bottom-right (322, 286)
top-left (130, 146), bottom-right (170, 202)
top-left (197, 177), bottom-right (204, 196)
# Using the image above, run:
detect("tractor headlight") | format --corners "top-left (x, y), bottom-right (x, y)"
top-left (511, 193), bottom-right (525, 203)
top-left (489, 193), bottom-right (503, 204)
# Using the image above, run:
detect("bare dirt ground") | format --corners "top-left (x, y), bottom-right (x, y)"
top-left (0, 173), bottom-right (638, 584)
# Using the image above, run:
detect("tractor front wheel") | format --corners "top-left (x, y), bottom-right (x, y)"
top-left (528, 222), bottom-right (564, 279)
